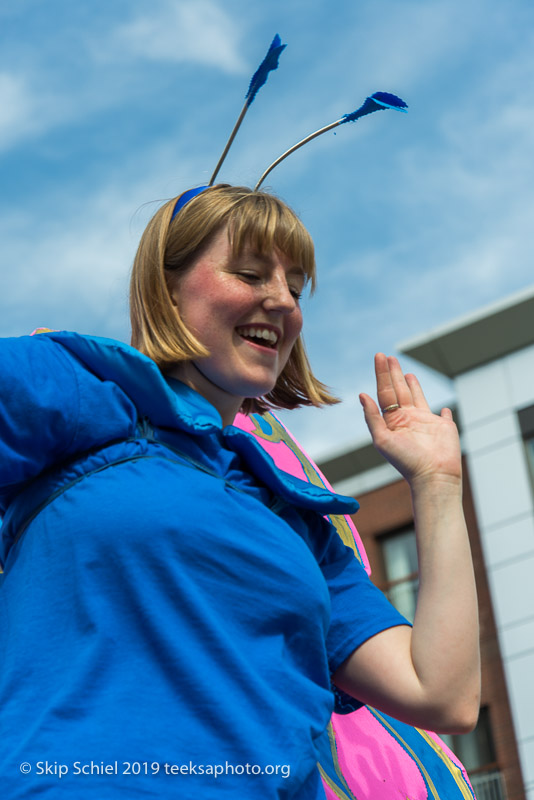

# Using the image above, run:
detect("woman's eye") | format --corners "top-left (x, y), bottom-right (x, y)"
top-left (238, 271), bottom-right (261, 282)
top-left (237, 270), bottom-right (302, 300)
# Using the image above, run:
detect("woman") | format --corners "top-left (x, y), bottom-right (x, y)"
top-left (0, 184), bottom-right (479, 798)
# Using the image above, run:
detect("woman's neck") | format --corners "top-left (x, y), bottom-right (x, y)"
top-left (167, 361), bottom-right (243, 427)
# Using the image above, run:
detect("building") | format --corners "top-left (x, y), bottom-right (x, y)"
top-left (319, 285), bottom-right (534, 800)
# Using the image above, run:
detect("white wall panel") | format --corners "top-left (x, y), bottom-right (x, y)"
top-left (467, 440), bottom-right (534, 530)
top-left (517, 738), bottom-right (534, 800)
top-left (487, 552), bottom-right (534, 630)
top-left (506, 652), bottom-right (534, 744)
top-left (506, 344), bottom-right (534, 410)
top-left (463, 411), bottom-right (519, 455)
top-left (483, 513), bottom-right (534, 570)
top-left (501, 616), bottom-right (534, 661)
top-left (456, 361), bottom-right (512, 427)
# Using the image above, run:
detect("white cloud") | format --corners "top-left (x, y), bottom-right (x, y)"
top-left (0, 195), bottom-right (135, 340)
top-left (0, 1), bottom-right (248, 155)
top-left (113, 0), bottom-right (247, 74)
top-left (0, 69), bottom-right (71, 154)
top-left (0, 138), bottom-right (211, 340)
top-left (0, 72), bottom-right (39, 149)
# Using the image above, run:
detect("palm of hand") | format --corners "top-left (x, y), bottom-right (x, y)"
top-left (360, 354), bottom-right (462, 487)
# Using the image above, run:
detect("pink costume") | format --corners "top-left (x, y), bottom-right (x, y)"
top-left (236, 410), bottom-right (476, 800)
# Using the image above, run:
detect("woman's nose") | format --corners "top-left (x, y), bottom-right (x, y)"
top-left (262, 275), bottom-right (297, 313)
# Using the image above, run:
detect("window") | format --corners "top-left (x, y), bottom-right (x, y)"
top-left (379, 527), bottom-right (418, 623)
top-left (441, 707), bottom-right (495, 771)
top-left (440, 707), bottom-right (506, 800)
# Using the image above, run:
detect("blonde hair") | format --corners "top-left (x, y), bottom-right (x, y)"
top-left (130, 184), bottom-right (338, 413)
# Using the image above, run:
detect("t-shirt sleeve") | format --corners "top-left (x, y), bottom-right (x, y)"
top-left (319, 518), bottom-right (411, 713)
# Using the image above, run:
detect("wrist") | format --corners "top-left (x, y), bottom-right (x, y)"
top-left (409, 472), bottom-right (463, 498)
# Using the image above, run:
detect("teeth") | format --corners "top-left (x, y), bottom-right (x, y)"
top-left (237, 326), bottom-right (279, 346)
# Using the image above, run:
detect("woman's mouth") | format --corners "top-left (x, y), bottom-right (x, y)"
top-left (236, 326), bottom-right (279, 349)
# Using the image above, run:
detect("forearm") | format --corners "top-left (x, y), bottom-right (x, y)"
top-left (338, 355), bottom-right (481, 731)
top-left (333, 481), bottom-right (480, 731)
top-left (408, 475), bottom-right (480, 727)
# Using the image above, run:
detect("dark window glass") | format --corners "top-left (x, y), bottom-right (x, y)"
top-left (440, 706), bottom-right (496, 770)
top-left (380, 527), bottom-right (418, 623)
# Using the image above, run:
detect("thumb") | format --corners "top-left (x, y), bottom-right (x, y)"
top-left (359, 393), bottom-right (385, 439)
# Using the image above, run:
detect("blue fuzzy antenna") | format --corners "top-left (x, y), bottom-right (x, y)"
top-left (254, 91), bottom-right (408, 189)
top-left (342, 92), bottom-right (408, 122)
top-left (209, 35), bottom-right (287, 185)
top-left (246, 34), bottom-right (286, 106)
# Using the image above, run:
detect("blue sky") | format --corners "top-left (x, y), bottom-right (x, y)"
top-left (2, 0), bottom-right (534, 458)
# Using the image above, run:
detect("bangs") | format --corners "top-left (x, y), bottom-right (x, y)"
top-left (225, 194), bottom-right (316, 292)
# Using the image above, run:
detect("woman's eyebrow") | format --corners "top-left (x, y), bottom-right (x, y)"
top-left (257, 253), bottom-right (306, 276)
top-left (234, 251), bottom-right (306, 280)
top-left (288, 265), bottom-right (306, 279)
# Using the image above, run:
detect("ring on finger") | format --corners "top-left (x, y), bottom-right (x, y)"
top-left (382, 403), bottom-right (400, 414)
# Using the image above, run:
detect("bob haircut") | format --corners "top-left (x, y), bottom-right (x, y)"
top-left (130, 184), bottom-right (339, 414)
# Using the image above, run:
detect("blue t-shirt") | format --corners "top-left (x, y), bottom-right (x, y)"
top-left (0, 333), bottom-right (408, 799)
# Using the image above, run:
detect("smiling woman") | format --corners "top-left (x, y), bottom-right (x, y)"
top-left (0, 181), bottom-right (479, 800)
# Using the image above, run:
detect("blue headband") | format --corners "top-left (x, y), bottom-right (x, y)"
top-left (171, 186), bottom-right (209, 220)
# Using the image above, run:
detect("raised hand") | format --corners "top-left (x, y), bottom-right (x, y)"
top-left (359, 353), bottom-right (462, 488)
top-left (334, 353), bottom-right (481, 734)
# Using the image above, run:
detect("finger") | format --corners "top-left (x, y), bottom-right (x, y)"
top-left (386, 356), bottom-right (414, 407)
top-left (441, 407), bottom-right (453, 420)
top-left (405, 372), bottom-right (431, 410)
top-left (359, 392), bottom-right (387, 440)
top-left (374, 353), bottom-right (398, 411)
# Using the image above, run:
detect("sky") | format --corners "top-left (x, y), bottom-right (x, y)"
top-left (2, 0), bottom-right (534, 460)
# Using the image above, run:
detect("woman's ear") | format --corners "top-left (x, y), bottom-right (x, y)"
top-left (165, 270), bottom-right (179, 308)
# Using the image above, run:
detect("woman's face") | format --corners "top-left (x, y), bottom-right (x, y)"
top-left (167, 226), bottom-right (305, 425)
